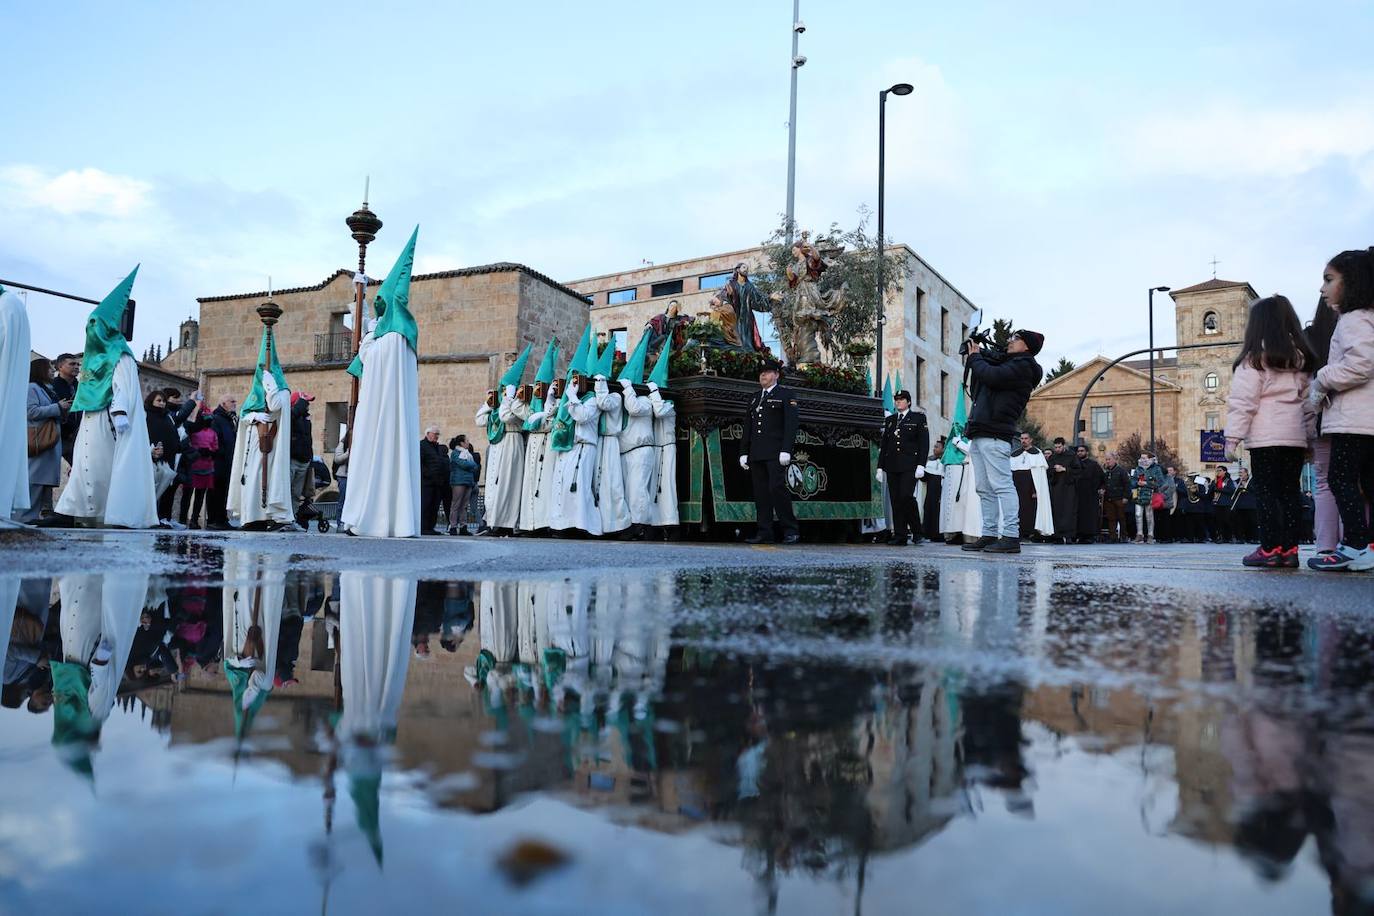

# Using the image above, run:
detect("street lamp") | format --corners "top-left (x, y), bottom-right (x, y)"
top-left (345, 181), bottom-right (383, 438)
top-left (874, 82), bottom-right (914, 397)
top-left (1148, 285), bottom-right (1171, 450)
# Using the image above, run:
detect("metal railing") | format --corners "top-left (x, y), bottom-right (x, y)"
top-left (314, 332), bottom-right (353, 364)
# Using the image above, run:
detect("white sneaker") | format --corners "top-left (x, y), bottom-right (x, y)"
top-left (1350, 545), bottom-right (1374, 572)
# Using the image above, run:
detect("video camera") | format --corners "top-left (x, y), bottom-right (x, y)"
top-left (958, 309), bottom-right (1004, 357)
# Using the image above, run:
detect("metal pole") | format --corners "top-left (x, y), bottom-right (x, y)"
top-left (784, 0), bottom-right (800, 245)
top-left (874, 89), bottom-right (887, 397)
top-left (344, 190), bottom-right (382, 442)
top-left (1148, 288), bottom-right (1156, 450)
top-left (0, 279), bottom-right (98, 305)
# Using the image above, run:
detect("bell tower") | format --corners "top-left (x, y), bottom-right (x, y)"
top-left (1170, 278), bottom-right (1256, 469)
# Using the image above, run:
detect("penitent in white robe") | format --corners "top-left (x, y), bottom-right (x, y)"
top-left (518, 410), bottom-right (556, 532)
top-left (593, 383), bottom-right (631, 535)
top-left (648, 388), bottom-right (678, 526)
top-left (227, 373), bottom-right (294, 528)
top-left (0, 290), bottom-right (31, 523)
top-left (55, 353), bottom-right (158, 528)
top-left (58, 569), bottom-right (148, 727)
top-left (222, 548), bottom-right (285, 717)
top-left (940, 460), bottom-right (977, 539)
top-left (480, 397), bottom-right (528, 530)
top-left (338, 571), bottom-right (415, 740)
top-left (341, 332), bottom-right (421, 538)
top-left (1010, 448), bottom-right (1055, 537)
top-left (549, 396), bottom-right (601, 535)
top-left (618, 383), bottom-right (658, 527)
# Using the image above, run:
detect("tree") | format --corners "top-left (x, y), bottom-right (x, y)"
top-left (1044, 357), bottom-right (1076, 384)
top-left (754, 210), bottom-right (907, 369)
top-left (1116, 432), bottom-right (1184, 477)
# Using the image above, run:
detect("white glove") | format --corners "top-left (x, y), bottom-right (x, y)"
top-left (113, 414), bottom-right (131, 437)
top-left (875, 468), bottom-right (885, 483)
top-left (620, 378), bottom-right (634, 392)
top-left (739, 456), bottom-right (749, 470)
top-left (504, 385), bottom-right (516, 400)
top-left (594, 378), bottom-right (609, 396)
top-left (646, 381), bottom-right (659, 393)
top-left (527, 411), bottom-right (545, 424)
top-left (364, 317), bottom-right (378, 334)
top-left (953, 436), bottom-right (971, 455)
top-left (779, 452), bottom-right (792, 466)
top-left (915, 465), bottom-right (926, 479)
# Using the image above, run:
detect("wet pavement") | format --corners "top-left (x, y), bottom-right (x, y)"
top-left (1, 531), bottom-right (1372, 915)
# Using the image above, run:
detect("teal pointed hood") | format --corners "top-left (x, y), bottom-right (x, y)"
top-left (533, 339), bottom-right (559, 385)
top-left (564, 326), bottom-right (592, 386)
top-left (240, 325), bottom-right (290, 415)
top-left (616, 330), bottom-right (651, 384)
top-left (498, 343), bottom-right (533, 388)
top-left (592, 338), bottom-right (615, 379)
top-left (348, 226), bottom-right (418, 378)
top-left (648, 337), bottom-right (671, 388)
top-left (882, 375), bottom-right (894, 414)
top-left (71, 267), bottom-right (138, 413)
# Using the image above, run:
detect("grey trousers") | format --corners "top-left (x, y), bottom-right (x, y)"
top-left (970, 437), bottom-right (1019, 538)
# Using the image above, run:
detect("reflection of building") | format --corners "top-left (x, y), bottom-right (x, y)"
top-left (566, 245), bottom-right (977, 434)
top-left (1025, 278), bottom-right (1255, 471)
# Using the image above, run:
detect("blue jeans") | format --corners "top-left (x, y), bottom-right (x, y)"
top-left (970, 437), bottom-right (1018, 538)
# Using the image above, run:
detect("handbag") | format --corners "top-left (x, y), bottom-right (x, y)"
top-left (27, 419), bottom-right (59, 456)
top-left (1150, 491), bottom-right (1165, 510)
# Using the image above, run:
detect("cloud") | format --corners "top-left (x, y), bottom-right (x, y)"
top-left (0, 165), bottom-right (152, 216)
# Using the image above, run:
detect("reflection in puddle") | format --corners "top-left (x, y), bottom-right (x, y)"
top-left (2, 556), bottom-right (1373, 913)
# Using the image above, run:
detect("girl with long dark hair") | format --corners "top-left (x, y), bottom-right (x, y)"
top-left (1309, 249), bottom-right (1374, 571)
top-left (1224, 295), bottom-right (1317, 567)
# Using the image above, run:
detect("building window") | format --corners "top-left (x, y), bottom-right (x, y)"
top-left (1204, 371), bottom-right (1219, 392)
top-left (915, 288), bottom-right (926, 339)
top-left (611, 328), bottom-right (628, 356)
top-left (608, 288), bottom-right (637, 305)
top-left (584, 293), bottom-right (596, 305)
top-left (1205, 412), bottom-right (1220, 431)
top-left (915, 356), bottom-right (926, 407)
top-left (940, 370), bottom-right (949, 418)
top-left (699, 271), bottom-right (732, 290)
top-left (940, 307), bottom-right (950, 355)
top-left (650, 279), bottom-right (683, 298)
top-left (1091, 406), bottom-right (1114, 439)
top-left (1202, 311), bottom-right (1219, 335)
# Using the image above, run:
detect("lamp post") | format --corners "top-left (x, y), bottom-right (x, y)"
top-left (344, 186), bottom-right (382, 437)
top-left (784, 1), bottom-right (806, 246)
top-left (1147, 285), bottom-right (1170, 450)
top-left (873, 82), bottom-right (914, 397)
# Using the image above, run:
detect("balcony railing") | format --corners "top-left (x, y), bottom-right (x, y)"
top-left (314, 332), bottom-right (353, 364)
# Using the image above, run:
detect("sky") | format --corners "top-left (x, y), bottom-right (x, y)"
top-left (4, 0), bottom-right (1373, 373)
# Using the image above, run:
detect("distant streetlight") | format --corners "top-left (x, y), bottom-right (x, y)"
top-left (1148, 285), bottom-right (1171, 449)
top-left (874, 82), bottom-right (914, 397)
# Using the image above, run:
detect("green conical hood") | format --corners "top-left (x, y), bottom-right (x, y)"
top-left (348, 227), bottom-right (419, 378)
top-left (648, 338), bottom-right (671, 388)
top-left (498, 343), bottom-right (533, 388)
top-left (240, 325), bottom-right (291, 415)
top-left (534, 339), bottom-right (559, 385)
top-left (71, 267), bottom-right (138, 413)
top-left (941, 384), bottom-right (969, 465)
top-left (225, 663), bottom-right (272, 741)
top-left (617, 330), bottom-right (651, 384)
top-left (882, 375), bottom-right (894, 414)
top-left (894, 370), bottom-right (903, 394)
top-left (592, 338), bottom-right (615, 379)
top-left (350, 771), bottom-right (384, 865)
top-left (565, 326), bottom-right (592, 384)
top-left (50, 662), bottom-right (97, 781)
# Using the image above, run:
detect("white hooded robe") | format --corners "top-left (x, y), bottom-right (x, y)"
top-left (518, 408), bottom-right (556, 531)
top-left (0, 290), bottom-right (31, 524)
top-left (593, 381), bottom-right (631, 534)
top-left (227, 371), bottom-right (295, 527)
top-left (549, 395), bottom-right (602, 535)
top-left (479, 395), bottom-right (528, 530)
top-left (648, 386), bottom-right (679, 526)
top-left (618, 381), bottom-right (658, 526)
top-left (340, 332), bottom-right (422, 538)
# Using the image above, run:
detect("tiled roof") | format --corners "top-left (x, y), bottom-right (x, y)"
top-left (1122, 356), bottom-right (1179, 371)
top-left (1169, 278), bottom-right (1251, 295)
top-left (197, 262), bottom-right (588, 304)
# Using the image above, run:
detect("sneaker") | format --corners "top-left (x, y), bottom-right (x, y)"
top-left (447, 526), bottom-right (458, 536)
top-left (983, 536), bottom-right (1021, 554)
top-left (962, 536), bottom-right (996, 552)
top-left (1280, 547), bottom-right (1300, 569)
top-left (1243, 546), bottom-right (1285, 568)
top-left (1308, 544), bottom-right (1369, 572)
top-left (1353, 544), bottom-right (1374, 572)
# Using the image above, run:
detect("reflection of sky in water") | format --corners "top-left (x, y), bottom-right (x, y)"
top-left (1, 550), bottom-right (1372, 914)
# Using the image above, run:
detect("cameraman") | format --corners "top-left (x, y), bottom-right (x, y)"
top-left (961, 329), bottom-right (1045, 553)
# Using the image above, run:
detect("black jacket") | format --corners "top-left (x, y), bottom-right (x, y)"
top-left (290, 400), bottom-right (313, 463)
top-left (1102, 463), bottom-right (1130, 500)
top-left (145, 406), bottom-right (180, 465)
top-left (420, 439), bottom-right (450, 486)
top-left (964, 351), bottom-right (1043, 441)
top-left (740, 384), bottom-right (800, 461)
top-left (210, 406), bottom-right (238, 478)
top-left (878, 409), bottom-right (930, 473)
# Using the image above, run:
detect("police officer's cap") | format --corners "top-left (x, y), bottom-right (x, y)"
top-left (894, 389), bottom-right (912, 403)
top-left (759, 358), bottom-right (783, 373)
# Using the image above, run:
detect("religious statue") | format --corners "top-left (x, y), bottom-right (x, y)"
top-left (644, 299), bottom-right (691, 359)
top-left (708, 262), bottom-right (771, 352)
top-left (775, 234), bottom-right (845, 366)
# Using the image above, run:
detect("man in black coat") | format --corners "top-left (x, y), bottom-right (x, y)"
top-left (1073, 444), bottom-right (1105, 543)
top-left (740, 360), bottom-right (801, 544)
top-left (206, 395), bottom-right (238, 530)
top-left (961, 330), bottom-right (1044, 554)
top-left (877, 389), bottom-right (930, 546)
top-left (419, 425), bottom-right (449, 535)
top-left (50, 353), bottom-right (81, 466)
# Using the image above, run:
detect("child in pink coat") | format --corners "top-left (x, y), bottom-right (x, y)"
top-left (1225, 295), bottom-right (1316, 568)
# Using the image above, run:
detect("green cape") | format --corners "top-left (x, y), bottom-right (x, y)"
top-left (347, 226), bottom-right (419, 378)
top-left (71, 267), bottom-right (138, 413)
top-left (240, 325), bottom-right (291, 415)
top-left (941, 384), bottom-right (969, 465)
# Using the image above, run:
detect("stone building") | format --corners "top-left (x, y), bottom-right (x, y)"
top-left (193, 263), bottom-right (589, 474)
top-left (566, 243), bottom-right (978, 435)
top-left (1025, 278), bottom-right (1254, 472)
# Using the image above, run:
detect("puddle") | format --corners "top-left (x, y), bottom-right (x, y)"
top-left (1, 551), bottom-right (1371, 914)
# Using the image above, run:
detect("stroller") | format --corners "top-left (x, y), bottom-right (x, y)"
top-left (295, 456), bottom-right (333, 532)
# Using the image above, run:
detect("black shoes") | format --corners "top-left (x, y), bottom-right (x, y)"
top-left (744, 534), bottom-right (770, 544)
top-left (887, 536), bottom-right (910, 546)
top-left (962, 536), bottom-right (996, 551)
top-left (781, 533), bottom-right (801, 544)
top-left (984, 536), bottom-right (1021, 553)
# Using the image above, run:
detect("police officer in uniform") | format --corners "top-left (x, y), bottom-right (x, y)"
top-left (739, 360), bottom-right (800, 544)
top-left (876, 389), bottom-right (930, 545)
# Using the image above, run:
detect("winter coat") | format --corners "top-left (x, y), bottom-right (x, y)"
top-left (1225, 360), bottom-right (1316, 449)
top-left (964, 351), bottom-right (1043, 441)
top-left (449, 449), bottom-right (479, 487)
top-left (1129, 463), bottom-right (1166, 506)
top-left (210, 407), bottom-right (238, 479)
top-left (420, 439), bottom-right (450, 486)
top-left (145, 405), bottom-right (180, 466)
top-left (27, 382), bottom-right (64, 486)
top-left (289, 400), bottom-right (313, 463)
top-left (1102, 463), bottom-right (1131, 500)
top-left (1316, 309), bottom-right (1374, 437)
top-left (1212, 475), bottom-right (1237, 509)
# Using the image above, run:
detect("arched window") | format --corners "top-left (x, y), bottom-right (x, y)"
top-left (1202, 311), bottom-right (1219, 335)
top-left (182, 331), bottom-right (191, 347)
top-left (1204, 371), bottom-right (1219, 392)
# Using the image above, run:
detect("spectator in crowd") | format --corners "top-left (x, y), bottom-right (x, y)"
top-left (1232, 468), bottom-right (1258, 543)
top-left (1212, 466), bottom-right (1237, 543)
top-left (333, 432), bottom-right (350, 517)
top-left (448, 434), bottom-right (479, 535)
top-left (419, 425), bottom-right (449, 536)
top-left (1180, 475), bottom-right (1212, 542)
top-left (1304, 297), bottom-right (1342, 560)
top-left (144, 389), bottom-right (180, 526)
top-left (24, 357), bottom-right (69, 523)
top-left (1157, 465), bottom-right (1181, 543)
top-left (1073, 444), bottom-right (1104, 544)
top-left (1100, 452), bottom-right (1130, 543)
top-left (289, 392), bottom-right (315, 516)
top-left (1045, 437), bottom-right (1078, 545)
top-left (1128, 451), bottom-right (1166, 544)
top-left (920, 436), bottom-right (945, 542)
top-left (50, 353), bottom-right (81, 466)
top-left (181, 401), bottom-right (218, 529)
top-left (206, 395), bottom-right (238, 530)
